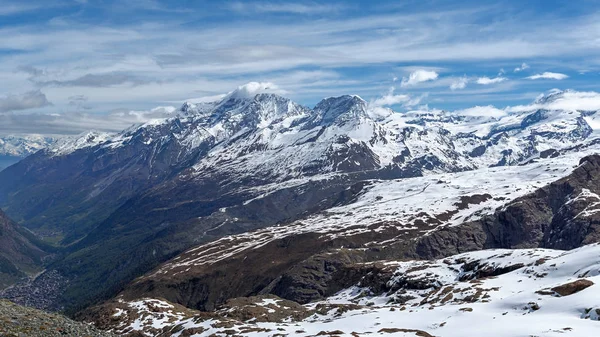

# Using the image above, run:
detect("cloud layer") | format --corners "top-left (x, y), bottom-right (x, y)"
top-left (0, 91), bottom-right (51, 112)
top-left (476, 77), bottom-right (507, 85)
top-left (0, 1), bottom-right (599, 136)
top-left (0, 106), bottom-right (176, 137)
top-left (526, 72), bottom-right (569, 80)
top-left (514, 63), bottom-right (530, 72)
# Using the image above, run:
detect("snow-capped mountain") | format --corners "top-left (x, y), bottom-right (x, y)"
top-left (43, 87), bottom-right (600, 182)
top-left (0, 135), bottom-right (54, 171)
top-left (2, 85), bottom-right (600, 315)
top-left (48, 131), bottom-right (114, 156)
top-left (0, 135), bottom-right (54, 157)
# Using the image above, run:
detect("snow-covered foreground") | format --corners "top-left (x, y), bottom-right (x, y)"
top-left (106, 243), bottom-right (600, 336)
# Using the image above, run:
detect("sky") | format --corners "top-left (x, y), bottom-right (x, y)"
top-left (1, 0), bottom-right (600, 137)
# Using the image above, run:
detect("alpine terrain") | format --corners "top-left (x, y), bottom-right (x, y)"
top-left (2, 85), bottom-right (600, 336)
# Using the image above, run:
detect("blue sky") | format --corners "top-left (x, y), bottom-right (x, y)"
top-left (1, 0), bottom-right (600, 136)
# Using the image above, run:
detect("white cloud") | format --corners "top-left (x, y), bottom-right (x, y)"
top-left (370, 87), bottom-right (423, 108)
top-left (450, 77), bottom-right (469, 90)
top-left (2, 3), bottom-right (600, 137)
top-left (400, 70), bottom-right (439, 87)
top-left (0, 106), bottom-right (176, 137)
top-left (526, 72), bottom-right (569, 80)
top-left (476, 76), bottom-right (507, 85)
top-left (371, 94), bottom-right (411, 107)
top-left (371, 87), bottom-right (410, 106)
top-left (507, 90), bottom-right (600, 112)
top-left (0, 2), bottom-right (46, 16)
top-left (514, 63), bottom-right (530, 72)
top-left (184, 94), bottom-right (227, 104)
top-left (122, 106), bottom-right (177, 120)
top-left (227, 82), bottom-right (287, 99)
top-left (227, 2), bottom-right (344, 14)
top-left (367, 88), bottom-right (425, 120)
top-left (455, 105), bottom-right (507, 118)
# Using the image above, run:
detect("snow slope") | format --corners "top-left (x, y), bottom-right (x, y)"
top-left (151, 150), bottom-right (587, 277)
top-left (103, 243), bottom-right (600, 337)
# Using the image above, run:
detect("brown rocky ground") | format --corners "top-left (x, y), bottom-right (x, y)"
top-left (0, 299), bottom-right (117, 337)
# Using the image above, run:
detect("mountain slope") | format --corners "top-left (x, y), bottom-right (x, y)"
top-left (2, 87), bottom-right (600, 314)
top-left (96, 153), bottom-right (599, 315)
top-left (2, 89), bottom-right (598, 242)
top-left (0, 299), bottom-right (116, 337)
top-left (82, 243), bottom-right (600, 337)
top-left (413, 153), bottom-right (600, 257)
top-left (0, 210), bottom-right (49, 290)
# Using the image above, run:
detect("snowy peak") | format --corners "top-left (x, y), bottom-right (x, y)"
top-left (225, 82), bottom-right (283, 100)
top-left (252, 93), bottom-right (309, 125)
top-left (29, 88), bottom-right (600, 179)
top-left (534, 89), bottom-right (571, 105)
top-left (48, 131), bottom-right (114, 156)
top-left (313, 95), bottom-right (368, 126)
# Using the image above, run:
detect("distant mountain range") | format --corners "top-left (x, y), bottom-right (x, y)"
top-left (0, 135), bottom-right (54, 171)
top-left (0, 135), bottom-right (54, 157)
top-left (1, 86), bottom-right (600, 335)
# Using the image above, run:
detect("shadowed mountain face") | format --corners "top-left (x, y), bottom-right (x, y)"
top-left (0, 210), bottom-right (48, 290)
top-left (414, 154), bottom-right (600, 256)
top-left (1, 90), bottom-right (600, 313)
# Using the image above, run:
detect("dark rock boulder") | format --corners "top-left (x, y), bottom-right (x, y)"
top-left (551, 279), bottom-right (594, 296)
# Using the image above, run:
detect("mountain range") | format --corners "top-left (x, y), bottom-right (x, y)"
top-left (1, 85), bottom-right (600, 335)
top-left (0, 135), bottom-right (54, 171)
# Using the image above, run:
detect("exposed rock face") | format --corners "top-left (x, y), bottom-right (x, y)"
top-left (413, 154), bottom-right (600, 258)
